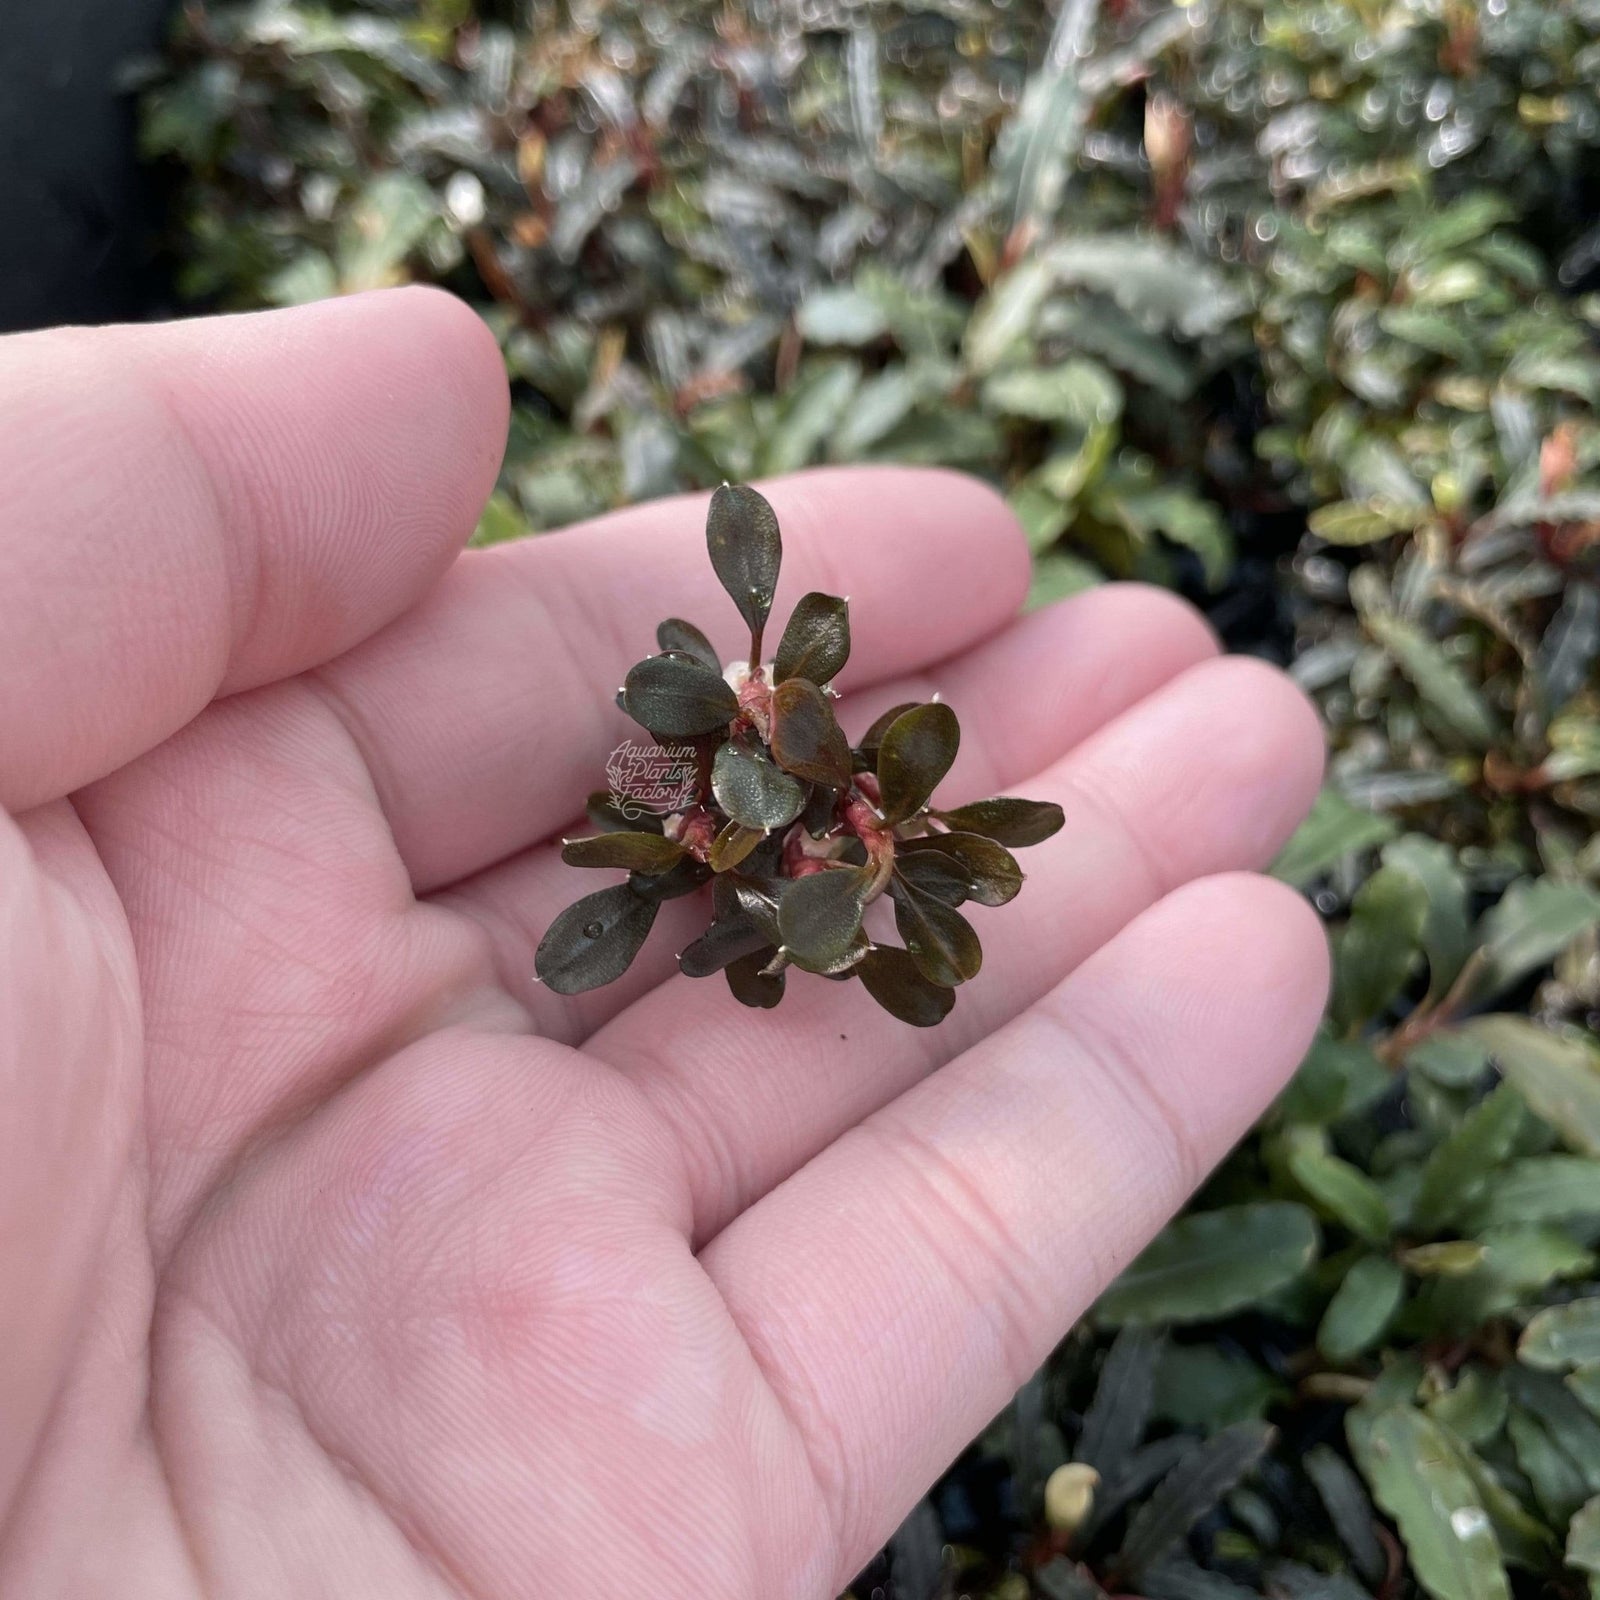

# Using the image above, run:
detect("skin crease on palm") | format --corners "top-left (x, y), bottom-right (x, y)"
top-left (0, 286), bottom-right (1329, 1600)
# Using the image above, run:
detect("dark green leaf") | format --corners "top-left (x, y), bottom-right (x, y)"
top-left (773, 591), bottom-right (850, 686)
top-left (893, 850), bottom-right (971, 906)
top-left (1271, 787), bottom-right (1399, 889)
top-left (535, 884), bottom-right (659, 995)
top-left (856, 946), bottom-right (956, 1027)
top-left (1076, 1328), bottom-right (1162, 1482)
top-left (1411, 1083), bottom-right (1526, 1235)
top-left (656, 616), bottom-right (720, 671)
top-left (1283, 1124), bottom-right (1391, 1244)
top-left (1097, 1202), bottom-right (1320, 1325)
top-left (777, 867), bottom-right (870, 972)
top-left (1151, 1343), bottom-right (1280, 1432)
top-left (711, 741), bottom-right (805, 830)
top-left (890, 877), bottom-right (982, 986)
top-left (725, 948), bottom-right (784, 1009)
top-left (1465, 1018), bottom-right (1600, 1155)
top-left (769, 678), bottom-right (852, 787)
top-left (1305, 1445), bottom-right (1386, 1586)
top-left (706, 483), bottom-right (781, 640)
top-left (1521, 1300), bottom-right (1600, 1372)
top-left (1114, 1422), bottom-right (1274, 1582)
top-left (678, 882), bottom-right (772, 978)
top-left (561, 832), bottom-right (687, 872)
top-left (931, 796), bottom-right (1064, 848)
top-left (897, 832), bottom-right (1023, 906)
top-left (876, 703), bottom-right (960, 825)
top-left (622, 654), bottom-right (739, 738)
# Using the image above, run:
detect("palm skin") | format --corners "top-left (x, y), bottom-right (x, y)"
top-left (0, 290), bottom-right (1329, 1600)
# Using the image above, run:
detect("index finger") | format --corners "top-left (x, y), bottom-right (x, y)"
top-left (0, 287), bottom-right (507, 810)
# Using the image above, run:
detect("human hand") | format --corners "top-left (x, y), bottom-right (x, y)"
top-left (0, 289), bottom-right (1328, 1599)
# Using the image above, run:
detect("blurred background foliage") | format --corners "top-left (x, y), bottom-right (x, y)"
top-left (140, 0), bottom-right (1600, 1595)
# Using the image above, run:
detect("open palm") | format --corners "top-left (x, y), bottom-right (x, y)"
top-left (0, 290), bottom-right (1328, 1599)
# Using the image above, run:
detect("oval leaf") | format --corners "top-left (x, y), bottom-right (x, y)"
top-left (854, 701), bottom-right (919, 767)
top-left (877, 703), bottom-right (960, 825)
top-left (706, 483), bottom-right (782, 640)
top-left (777, 866), bottom-right (870, 972)
top-left (1318, 1255), bottom-right (1405, 1363)
top-left (774, 591), bottom-right (850, 686)
top-left (656, 616), bottom-right (720, 671)
top-left (933, 796), bottom-right (1065, 848)
top-left (856, 946), bottom-right (956, 1026)
top-left (678, 911), bottom-right (771, 978)
top-left (711, 741), bottom-right (806, 830)
top-left (535, 884), bottom-right (659, 995)
top-left (890, 878), bottom-right (983, 986)
top-left (898, 832), bottom-right (1023, 905)
top-left (622, 654), bottom-right (739, 738)
top-left (561, 832), bottom-right (686, 872)
top-left (893, 849), bottom-right (970, 906)
top-left (769, 678), bottom-right (852, 787)
top-left (725, 947), bottom-right (785, 1009)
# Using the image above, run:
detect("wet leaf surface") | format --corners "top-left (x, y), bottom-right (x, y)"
top-left (622, 654), bottom-right (739, 738)
top-left (773, 591), bottom-right (851, 686)
top-left (534, 883), bottom-right (659, 995)
top-left (876, 703), bottom-right (960, 825)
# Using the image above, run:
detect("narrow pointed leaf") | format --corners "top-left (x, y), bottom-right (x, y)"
top-left (777, 866), bottom-right (870, 971)
top-left (622, 654), bottom-right (739, 738)
top-left (933, 796), bottom-right (1065, 848)
top-left (1114, 1422), bottom-right (1275, 1581)
top-left (656, 616), bottom-right (720, 671)
top-left (708, 818), bottom-right (764, 872)
top-left (535, 884), bottom-right (659, 995)
top-left (856, 946), bottom-right (956, 1026)
top-left (706, 483), bottom-right (782, 639)
top-left (890, 878), bottom-right (982, 986)
top-left (898, 832), bottom-right (1023, 905)
top-left (712, 741), bottom-right (805, 829)
top-left (770, 678), bottom-right (852, 787)
top-left (877, 702), bottom-right (960, 824)
top-left (561, 832), bottom-right (686, 872)
top-left (725, 947), bottom-right (785, 1008)
top-left (774, 591), bottom-right (850, 686)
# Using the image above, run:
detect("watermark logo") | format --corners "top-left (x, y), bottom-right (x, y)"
top-left (605, 740), bottom-right (700, 820)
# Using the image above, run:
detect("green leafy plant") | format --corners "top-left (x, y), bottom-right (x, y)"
top-left (535, 484), bottom-right (1062, 1022)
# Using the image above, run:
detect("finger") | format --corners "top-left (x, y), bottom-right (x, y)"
top-left (310, 466), bottom-right (1030, 891)
top-left (0, 288), bottom-right (506, 809)
top-left (701, 872), bottom-right (1330, 1584)
top-left (597, 651), bottom-right (1323, 1240)
top-left (435, 584), bottom-right (1220, 1042)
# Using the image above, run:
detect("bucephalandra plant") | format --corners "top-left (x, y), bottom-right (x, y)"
top-left (534, 484), bottom-right (1064, 1025)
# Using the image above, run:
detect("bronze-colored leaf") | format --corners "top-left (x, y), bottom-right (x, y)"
top-left (890, 877), bottom-right (983, 986)
top-left (725, 948), bottom-right (785, 1009)
top-left (777, 865), bottom-right (871, 972)
top-left (706, 483), bottom-right (782, 641)
top-left (657, 617), bottom-right (720, 671)
top-left (770, 678), bottom-right (852, 787)
top-left (855, 701), bottom-right (919, 768)
top-left (800, 781), bottom-right (839, 838)
top-left (629, 857), bottom-right (711, 903)
top-left (712, 741), bottom-right (806, 829)
top-left (586, 790), bottom-right (665, 834)
top-left (535, 884), bottom-right (659, 994)
top-left (774, 591), bottom-right (850, 686)
top-left (899, 831), bottom-right (1023, 905)
top-left (622, 653), bottom-right (740, 738)
top-left (678, 909), bottom-right (771, 977)
top-left (857, 946), bottom-right (957, 1026)
top-left (561, 832), bottom-right (686, 872)
top-left (877, 702), bottom-right (961, 825)
top-left (933, 796), bottom-right (1065, 848)
top-left (893, 850), bottom-right (970, 906)
top-left (708, 818), bottom-right (765, 871)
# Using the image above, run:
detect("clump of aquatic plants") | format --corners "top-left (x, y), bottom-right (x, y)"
top-left (534, 484), bottom-right (1062, 1024)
